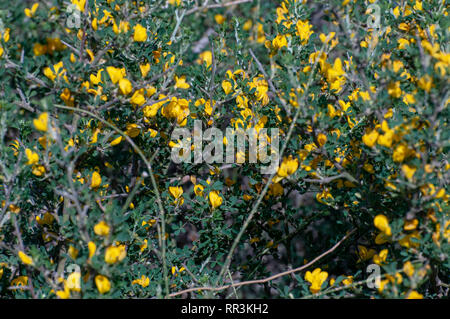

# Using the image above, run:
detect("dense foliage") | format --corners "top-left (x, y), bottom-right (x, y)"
top-left (0, 0), bottom-right (448, 299)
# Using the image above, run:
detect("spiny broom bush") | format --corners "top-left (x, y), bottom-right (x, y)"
top-left (0, 0), bottom-right (448, 298)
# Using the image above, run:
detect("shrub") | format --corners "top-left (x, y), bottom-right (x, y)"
top-left (0, 0), bottom-right (448, 299)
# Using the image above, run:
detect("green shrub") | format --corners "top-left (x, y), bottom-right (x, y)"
top-left (0, 0), bottom-right (448, 299)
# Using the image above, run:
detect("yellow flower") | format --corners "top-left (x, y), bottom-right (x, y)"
top-left (249, 76), bottom-right (269, 105)
top-left (24, 3), bottom-right (39, 18)
top-left (399, 231), bottom-right (421, 248)
top-left (387, 81), bottom-right (402, 98)
top-left (171, 266), bottom-right (186, 276)
top-left (2, 28), bottom-right (9, 43)
top-left (142, 219), bottom-right (157, 230)
top-left (384, 108), bottom-right (393, 119)
top-left (362, 129), bottom-right (379, 148)
top-left (148, 128), bottom-right (158, 138)
top-left (25, 149), bottom-right (39, 165)
top-left (403, 93), bottom-right (416, 105)
top-left (398, 38), bottom-right (410, 50)
top-left (418, 76), bottom-right (433, 92)
top-left (4, 203), bottom-right (20, 214)
top-left (133, 24), bottom-right (147, 42)
top-left (413, 0), bottom-right (423, 11)
top-left (174, 75), bottom-right (190, 89)
top-left (168, 0), bottom-right (181, 6)
top-left (43, 61), bottom-right (67, 82)
top-left (60, 88), bottom-right (74, 106)
top-left (110, 136), bottom-right (123, 146)
top-left (214, 14), bottom-right (226, 25)
top-left (105, 245), bottom-right (126, 264)
top-left (392, 6), bottom-right (400, 18)
top-left (161, 97), bottom-right (190, 126)
top-left (140, 239), bottom-right (148, 252)
top-left (222, 80), bottom-right (233, 94)
top-left (32, 165), bottom-right (46, 177)
top-left (146, 86), bottom-right (157, 97)
top-left (357, 245), bottom-right (376, 262)
top-left (272, 34), bottom-right (288, 50)
top-left (203, 100), bottom-right (214, 116)
top-left (11, 276), bottom-right (28, 288)
top-left (198, 51), bottom-right (212, 68)
top-left (88, 241), bottom-right (96, 259)
top-left (374, 214), bottom-right (392, 236)
top-left (342, 276), bottom-right (353, 286)
top-left (126, 123), bottom-right (140, 138)
top-left (95, 275), bottom-right (111, 294)
top-left (267, 183), bottom-right (284, 197)
top-left (273, 156), bottom-right (299, 183)
top-left (373, 249), bottom-right (388, 265)
top-left (68, 246), bottom-right (79, 259)
top-left (140, 63), bottom-right (151, 78)
top-left (316, 189), bottom-right (334, 205)
top-left (209, 191), bottom-right (223, 209)
top-left (319, 32), bottom-right (336, 44)
top-left (91, 171), bottom-right (102, 188)
top-left (323, 58), bottom-right (346, 92)
top-left (119, 78), bottom-right (133, 95)
top-left (36, 212), bottom-right (54, 225)
top-left (327, 104), bottom-right (340, 118)
top-left (296, 20), bottom-right (314, 43)
top-left (402, 164), bottom-right (416, 181)
top-left (404, 219), bottom-right (418, 231)
top-left (56, 287), bottom-right (70, 299)
top-left (403, 261), bottom-right (415, 277)
top-left (94, 221), bottom-right (110, 236)
top-left (305, 268), bottom-right (328, 293)
top-left (406, 290), bottom-right (423, 299)
top-left (376, 121), bottom-right (395, 148)
top-left (194, 184), bottom-right (204, 196)
top-left (33, 112), bottom-right (49, 132)
top-left (66, 272), bottom-right (81, 292)
top-left (317, 133), bottom-right (327, 147)
top-left (169, 186), bottom-right (183, 199)
top-left (106, 66), bottom-right (126, 84)
top-left (113, 20), bottom-right (130, 34)
top-left (130, 89), bottom-right (147, 106)
top-left (236, 94), bottom-right (248, 108)
top-left (90, 129), bottom-right (100, 144)
top-left (375, 232), bottom-right (391, 245)
top-left (393, 144), bottom-right (408, 162)
top-left (18, 251), bottom-right (33, 265)
top-left (132, 275), bottom-right (150, 288)
top-left (72, 0), bottom-right (86, 12)
top-left (363, 163), bottom-right (374, 174)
